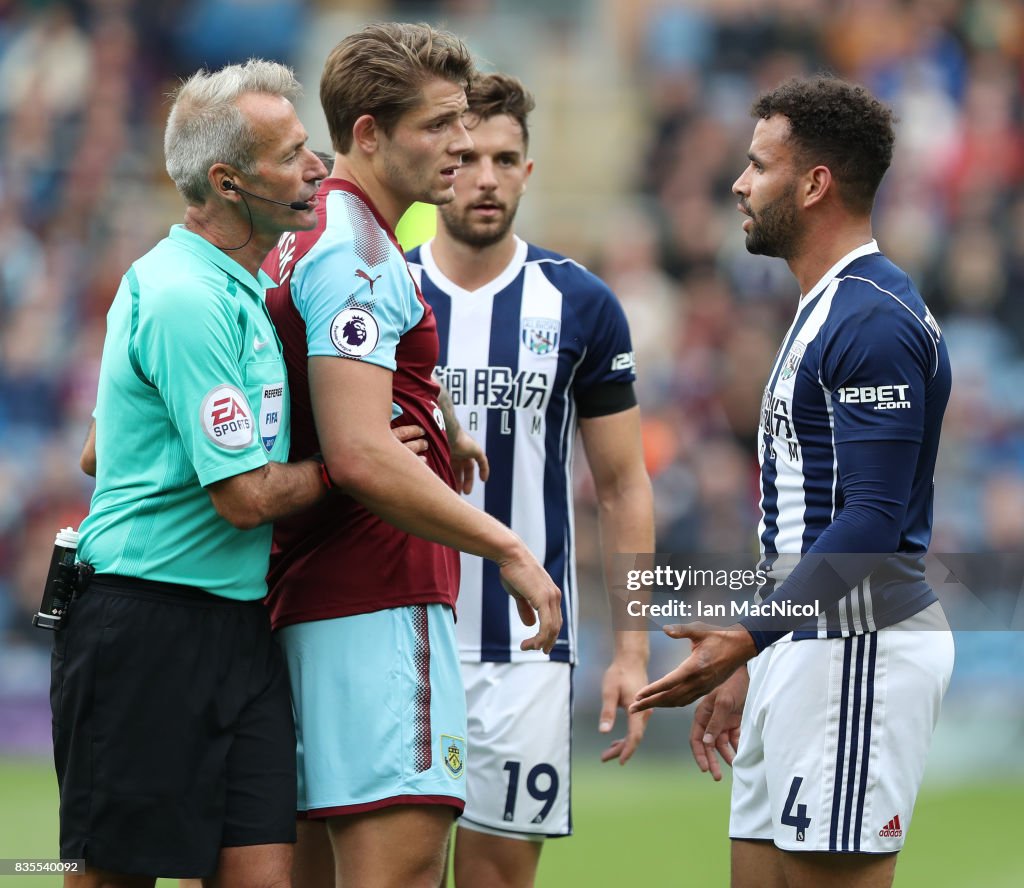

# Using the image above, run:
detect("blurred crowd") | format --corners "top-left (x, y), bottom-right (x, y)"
top-left (1, 1), bottom-right (1022, 718)
top-left (0, 0), bottom-right (309, 646)
top-left (585, 0), bottom-right (1024, 558)
top-left (578, 0), bottom-right (1024, 719)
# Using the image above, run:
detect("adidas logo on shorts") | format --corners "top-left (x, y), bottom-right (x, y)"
top-left (878, 815), bottom-right (903, 838)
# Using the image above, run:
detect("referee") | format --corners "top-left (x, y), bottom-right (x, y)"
top-left (53, 61), bottom-right (328, 887)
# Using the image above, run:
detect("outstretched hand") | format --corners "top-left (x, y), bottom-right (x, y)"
top-left (629, 622), bottom-right (756, 713)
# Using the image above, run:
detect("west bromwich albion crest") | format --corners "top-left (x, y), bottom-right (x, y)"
top-left (521, 316), bottom-right (560, 356)
top-left (780, 341), bottom-right (806, 381)
top-left (441, 734), bottom-right (466, 779)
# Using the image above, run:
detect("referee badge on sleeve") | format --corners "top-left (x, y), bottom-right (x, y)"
top-left (441, 734), bottom-right (466, 779)
top-left (259, 382), bottom-right (284, 452)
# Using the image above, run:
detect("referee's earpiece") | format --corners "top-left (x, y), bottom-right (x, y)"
top-left (219, 178), bottom-right (311, 211)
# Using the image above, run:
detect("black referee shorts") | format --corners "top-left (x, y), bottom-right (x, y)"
top-left (50, 575), bottom-right (296, 879)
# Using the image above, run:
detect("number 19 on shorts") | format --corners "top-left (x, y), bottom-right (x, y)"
top-left (502, 760), bottom-right (559, 824)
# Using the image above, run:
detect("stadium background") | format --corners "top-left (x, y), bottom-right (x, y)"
top-left (0, 0), bottom-right (1022, 884)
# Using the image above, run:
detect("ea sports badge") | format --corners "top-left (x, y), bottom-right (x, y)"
top-left (201, 384), bottom-right (253, 449)
top-left (330, 307), bottom-right (380, 358)
top-left (440, 733), bottom-right (466, 779)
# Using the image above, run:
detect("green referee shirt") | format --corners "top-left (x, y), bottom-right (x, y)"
top-left (78, 225), bottom-right (290, 600)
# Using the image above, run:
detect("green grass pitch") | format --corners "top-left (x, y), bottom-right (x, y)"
top-left (1, 757), bottom-right (1020, 887)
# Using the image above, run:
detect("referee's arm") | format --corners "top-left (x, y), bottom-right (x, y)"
top-left (80, 419), bottom-right (97, 477)
top-left (206, 458), bottom-right (328, 530)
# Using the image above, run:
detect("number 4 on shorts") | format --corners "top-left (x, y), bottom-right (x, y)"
top-left (781, 776), bottom-right (811, 842)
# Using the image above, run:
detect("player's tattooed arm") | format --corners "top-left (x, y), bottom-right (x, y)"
top-left (435, 375), bottom-right (489, 494)
top-left (435, 377), bottom-right (461, 447)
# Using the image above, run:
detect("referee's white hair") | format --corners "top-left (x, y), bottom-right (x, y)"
top-left (164, 59), bottom-right (301, 205)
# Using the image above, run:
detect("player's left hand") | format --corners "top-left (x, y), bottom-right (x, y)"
top-left (690, 666), bottom-right (748, 781)
top-left (598, 653), bottom-right (650, 765)
top-left (498, 546), bottom-right (562, 654)
top-left (450, 427), bottom-right (489, 494)
top-left (629, 622), bottom-right (756, 713)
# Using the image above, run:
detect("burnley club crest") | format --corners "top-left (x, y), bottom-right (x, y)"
top-left (441, 734), bottom-right (466, 779)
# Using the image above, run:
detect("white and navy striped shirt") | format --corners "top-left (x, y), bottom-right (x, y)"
top-left (747, 241), bottom-right (951, 648)
top-left (408, 236), bottom-right (637, 663)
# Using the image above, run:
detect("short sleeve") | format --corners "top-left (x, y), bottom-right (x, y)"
top-left (292, 232), bottom-right (420, 372)
top-left (136, 277), bottom-right (268, 486)
top-left (572, 278), bottom-right (636, 395)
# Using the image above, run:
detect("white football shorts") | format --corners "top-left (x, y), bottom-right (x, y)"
top-left (459, 661), bottom-right (572, 839)
top-left (729, 602), bottom-right (953, 854)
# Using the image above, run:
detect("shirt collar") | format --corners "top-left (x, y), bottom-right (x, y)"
top-left (168, 224), bottom-right (277, 296)
top-left (418, 236), bottom-right (529, 299)
top-left (321, 179), bottom-right (402, 250)
top-left (799, 239), bottom-right (880, 307)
